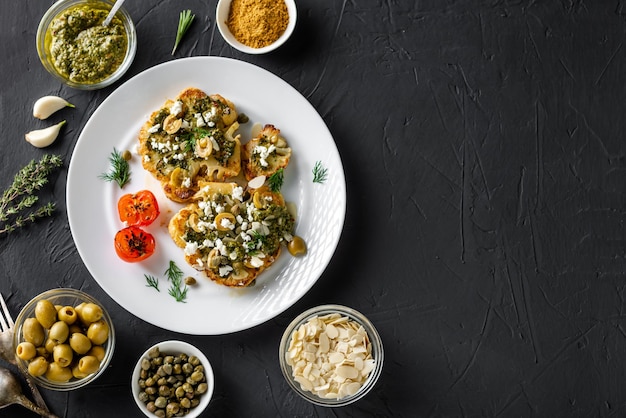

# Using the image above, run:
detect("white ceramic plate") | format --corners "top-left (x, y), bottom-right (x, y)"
top-left (67, 57), bottom-right (346, 335)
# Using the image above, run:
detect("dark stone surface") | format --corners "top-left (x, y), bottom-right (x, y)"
top-left (2, 0), bottom-right (626, 417)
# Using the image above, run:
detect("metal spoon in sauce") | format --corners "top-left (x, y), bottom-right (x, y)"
top-left (102, 0), bottom-right (126, 26)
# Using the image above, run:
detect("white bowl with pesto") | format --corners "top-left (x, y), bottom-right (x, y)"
top-left (216, 0), bottom-right (296, 54)
top-left (36, 0), bottom-right (137, 90)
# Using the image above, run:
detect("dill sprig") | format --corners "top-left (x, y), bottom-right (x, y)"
top-left (166, 261), bottom-right (188, 303)
top-left (0, 155), bottom-right (62, 236)
top-left (312, 160), bottom-right (328, 184)
top-left (99, 148), bottom-right (130, 188)
top-left (145, 274), bottom-right (160, 291)
top-left (268, 168), bottom-right (284, 192)
top-left (172, 10), bottom-right (195, 55)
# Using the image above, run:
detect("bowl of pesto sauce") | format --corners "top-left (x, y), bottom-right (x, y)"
top-left (36, 0), bottom-right (136, 90)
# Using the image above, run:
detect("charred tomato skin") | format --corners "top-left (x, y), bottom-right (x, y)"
top-left (114, 226), bottom-right (156, 262)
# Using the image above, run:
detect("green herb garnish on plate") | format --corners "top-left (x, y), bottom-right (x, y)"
top-left (99, 148), bottom-right (130, 188)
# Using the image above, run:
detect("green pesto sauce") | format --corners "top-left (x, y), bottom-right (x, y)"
top-left (48, 5), bottom-right (128, 84)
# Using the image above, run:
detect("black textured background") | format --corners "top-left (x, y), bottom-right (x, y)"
top-left (2, 1), bottom-right (626, 417)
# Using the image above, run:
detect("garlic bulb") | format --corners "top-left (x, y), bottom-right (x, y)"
top-left (25, 121), bottom-right (66, 148)
top-left (33, 96), bottom-right (74, 120)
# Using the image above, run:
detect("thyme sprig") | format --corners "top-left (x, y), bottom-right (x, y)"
top-left (99, 148), bottom-right (130, 188)
top-left (172, 10), bottom-right (195, 55)
top-left (166, 261), bottom-right (188, 303)
top-left (0, 154), bottom-right (62, 236)
top-left (312, 160), bottom-right (328, 184)
top-left (268, 168), bottom-right (284, 192)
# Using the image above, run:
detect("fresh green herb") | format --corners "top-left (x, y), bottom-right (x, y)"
top-left (0, 155), bottom-right (62, 236)
top-left (172, 10), bottom-right (195, 55)
top-left (145, 274), bottom-right (160, 291)
top-left (268, 168), bottom-right (284, 192)
top-left (312, 160), bottom-right (328, 184)
top-left (99, 148), bottom-right (130, 188)
top-left (165, 261), bottom-right (188, 303)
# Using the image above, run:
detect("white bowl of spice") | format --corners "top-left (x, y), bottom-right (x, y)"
top-left (216, 0), bottom-right (296, 54)
top-left (279, 305), bottom-right (384, 407)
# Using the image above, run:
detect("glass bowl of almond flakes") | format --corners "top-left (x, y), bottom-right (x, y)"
top-left (279, 305), bottom-right (384, 407)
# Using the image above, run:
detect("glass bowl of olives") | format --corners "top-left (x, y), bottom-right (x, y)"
top-left (36, 0), bottom-right (137, 90)
top-left (12, 288), bottom-right (115, 391)
top-left (131, 340), bottom-right (214, 418)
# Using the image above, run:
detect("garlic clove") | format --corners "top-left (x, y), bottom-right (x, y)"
top-left (33, 96), bottom-right (74, 120)
top-left (25, 120), bottom-right (66, 148)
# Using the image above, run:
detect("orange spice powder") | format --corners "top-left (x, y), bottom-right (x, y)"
top-left (227, 0), bottom-right (289, 49)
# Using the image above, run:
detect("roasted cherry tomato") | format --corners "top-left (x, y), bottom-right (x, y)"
top-left (114, 226), bottom-right (156, 262)
top-left (118, 190), bottom-right (160, 226)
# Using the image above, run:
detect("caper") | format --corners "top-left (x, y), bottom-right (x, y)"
top-left (122, 150), bottom-right (132, 161)
top-left (146, 402), bottom-right (157, 413)
top-left (184, 276), bottom-right (196, 286)
top-left (175, 386), bottom-right (185, 398)
top-left (182, 363), bottom-right (193, 374)
top-left (138, 392), bottom-right (149, 403)
top-left (196, 382), bottom-right (208, 395)
top-left (287, 235), bottom-right (307, 256)
top-left (166, 402), bottom-right (180, 415)
top-left (154, 396), bottom-right (167, 408)
top-left (145, 386), bottom-right (157, 396)
top-left (180, 398), bottom-right (191, 409)
top-left (141, 358), bottom-right (151, 371)
top-left (190, 371), bottom-right (204, 383)
top-left (188, 356), bottom-right (200, 366)
top-left (154, 410), bottom-right (165, 418)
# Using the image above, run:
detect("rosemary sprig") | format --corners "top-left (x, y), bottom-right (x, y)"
top-left (99, 148), bottom-right (130, 188)
top-left (145, 274), bottom-right (160, 291)
top-left (0, 155), bottom-right (62, 236)
top-left (312, 160), bottom-right (328, 184)
top-left (268, 168), bottom-right (284, 192)
top-left (165, 261), bottom-right (188, 303)
top-left (172, 10), bottom-right (195, 55)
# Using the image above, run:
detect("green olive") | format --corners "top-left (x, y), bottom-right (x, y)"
top-left (22, 317), bottom-right (45, 346)
top-left (49, 320), bottom-right (70, 344)
top-left (69, 323), bottom-right (83, 335)
top-left (71, 363), bottom-right (89, 379)
top-left (45, 362), bottom-right (73, 382)
top-left (87, 346), bottom-right (106, 362)
top-left (287, 236), bottom-right (307, 256)
top-left (87, 320), bottom-right (109, 345)
top-left (44, 338), bottom-right (58, 354)
top-left (57, 306), bottom-right (78, 325)
top-left (79, 303), bottom-right (103, 325)
top-left (69, 332), bottom-right (92, 355)
top-left (36, 347), bottom-right (48, 358)
top-left (27, 356), bottom-right (49, 377)
top-left (53, 344), bottom-right (73, 367)
top-left (15, 342), bottom-right (37, 361)
top-left (34, 299), bottom-right (57, 329)
top-left (78, 355), bottom-right (100, 374)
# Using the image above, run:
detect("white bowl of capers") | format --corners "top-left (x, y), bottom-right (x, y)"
top-left (132, 340), bottom-right (214, 417)
top-left (12, 288), bottom-right (115, 390)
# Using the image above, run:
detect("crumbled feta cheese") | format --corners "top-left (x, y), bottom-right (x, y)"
top-left (143, 155), bottom-right (151, 162)
top-left (181, 120), bottom-right (190, 129)
top-left (148, 124), bottom-right (160, 133)
top-left (232, 186), bottom-right (244, 201)
top-left (210, 137), bottom-right (220, 151)
top-left (215, 204), bottom-right (224, 213)
top-left (194, 113), bottom-right (205, 127)
top-left (184, 241), bottom-right (199, 256)
top-left (182, 177), bottom-right (191, 188)
top-left (219, 265), bottom-right (233, 277)
top-left (220, 217), bottom-right (235, 230)
top-left (253, 144), bottom-right (276, 167)
top-left (236, 215), bottom-right (244, 224)
top-left (170, 100), bottom-right (183, 115)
